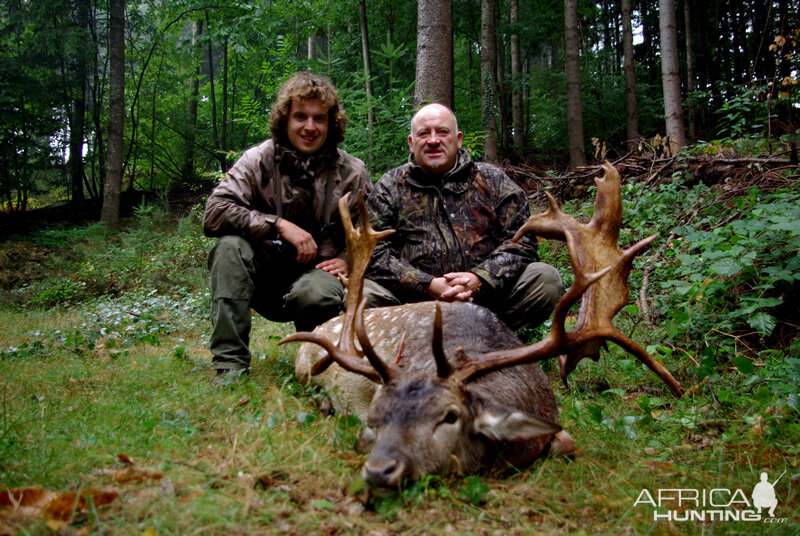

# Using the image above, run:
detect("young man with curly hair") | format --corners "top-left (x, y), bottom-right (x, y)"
top-left (203, 73), bottom-right (371, 378)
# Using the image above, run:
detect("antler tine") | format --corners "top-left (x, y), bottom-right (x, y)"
top-left (513, 191), bottom-right (569, 243)
top-left (557, 232), bottom-right (684, 397)
top-left (340, 191), bottom-right (395, 322)
top-left (431, 303), bottom-right (453, 378)
top-left (556, 232), bottom-right (655, 379)
top-left (279, 191), bottom-right (395, 385)
top-left (338, 192), bottom-right (394, 358)
top-left (279, 331), bottom-right (382, 382)
top-left (355, 297), bottom-right (398, 383)
top-left (455, 162), bottom-right (684, 397)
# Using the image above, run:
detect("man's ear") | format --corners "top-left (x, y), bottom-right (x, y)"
top-left (456, 131), bottom-right (463, 149)
top-left (408, 134), bottom-right (414, 152)
top-left (472, 402), bottom-right (561, 442)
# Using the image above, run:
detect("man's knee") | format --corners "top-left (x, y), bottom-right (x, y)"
top-left (209, 235), bottom-right (254, 269)
top-left (517, 262), bottom-right (563, 310)
top-left (286, 270), bottom-right (344, 313)
top-left (496, 262), bottom-right (564, 331)
top-left (362, 279), bottom-right (401, 308)
top-left (530, 262), bottom-right (564, 308)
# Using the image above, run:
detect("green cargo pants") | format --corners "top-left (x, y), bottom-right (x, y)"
top-left (208, 235), bottom-right (345, 372)
top-left (362, 262), bottom-right (564, 331)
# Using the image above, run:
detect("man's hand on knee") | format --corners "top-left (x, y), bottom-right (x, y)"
top-left (316, 258), bottom-right (349, 278)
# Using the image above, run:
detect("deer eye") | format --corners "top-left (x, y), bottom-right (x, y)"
top-left (442, 409), bottom-right (459, 425)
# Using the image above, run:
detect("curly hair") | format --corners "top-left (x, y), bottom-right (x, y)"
top-left (269, 72), bottom-right (348, 150)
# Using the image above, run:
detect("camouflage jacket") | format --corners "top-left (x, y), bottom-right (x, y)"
top-left (366, 149), bottom-right (538, 301)
top-left (203, 139), bottom-right (371, 259)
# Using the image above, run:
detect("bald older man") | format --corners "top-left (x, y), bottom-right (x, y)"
top-left (363, 103), bottom-right (563, 331)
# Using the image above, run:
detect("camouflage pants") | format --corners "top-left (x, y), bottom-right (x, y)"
top-left (362, 262), bottom-right (563, 331)
top-left (208, 235), bottom-right (344, 371)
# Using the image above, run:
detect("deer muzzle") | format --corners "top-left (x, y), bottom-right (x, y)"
top-left (362, 446), bottom-right (411, 489)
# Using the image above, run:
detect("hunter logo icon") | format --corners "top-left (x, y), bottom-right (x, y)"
top-left (633, 469), bottom-right (791, 524)
top-left (752, 471), bottom-right (784, 518)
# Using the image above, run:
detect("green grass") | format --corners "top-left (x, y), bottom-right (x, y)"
top-left (1, 191), bottom-right (799, 534)
top-left (1, 297), bottom-right (797, 534)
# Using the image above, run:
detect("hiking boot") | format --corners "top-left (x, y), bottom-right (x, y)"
top-left (212, 368), bottom-right (248, 386)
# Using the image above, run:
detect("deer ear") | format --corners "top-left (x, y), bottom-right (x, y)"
top-left (472, 403), bottom-right (561, 441)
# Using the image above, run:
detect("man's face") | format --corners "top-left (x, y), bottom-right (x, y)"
top-left (408, 104), bottom-right (463, 175)
top-left (286, 98), bottom-right (329, 154)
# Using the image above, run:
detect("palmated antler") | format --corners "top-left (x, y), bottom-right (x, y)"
top-left (278, 192), bottom-right (399, 384)
top-left (454, 162), bottom-right (683, 397)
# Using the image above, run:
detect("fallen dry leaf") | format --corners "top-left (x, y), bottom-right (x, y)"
top-left (43, 489), bottom-right (119, 521)
top-left (0, 487), bottom-right (58, 509)
top-left (1, 486), bottom-right (120, 531)
top-left (255, 470), bottom-right (290, 489)
top-left (643, 460), bottom-right (678, 472)
top-left (113, 467), bottom-right (164, 484)
top-left (336, 495), bottom-right (365, 516)
top-left (228, 395), bottom-right (250, 413)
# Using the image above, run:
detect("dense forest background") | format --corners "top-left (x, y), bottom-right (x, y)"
top-left (0, 0), bottom-right (797, 220)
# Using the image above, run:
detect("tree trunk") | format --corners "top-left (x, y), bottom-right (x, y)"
top-left (222, 36), bottom-right (228, 169)
top-left (510, 0), bottom-right (524, 149)
top-left (602, 0), bottom-right (612, 74)
top-left (414, 0), bottom-right (453, 109)
top-left (684, 0), bottom-right (695, 141)
top-left (183, 19), bottom-right (202, 182)
top-left (101, 0), bottom-right (124, 227)
top-left (495, 25), bottom-right (509, 152)
top-left (205, 11), bottom-right (226, 171)
top-left (150, 57), bottom-right (163, 190)
top-left (358, 0), bottom-right (375, 131)
top-left (622, 0), bottom-right (640, 151)
top-left (69, 0), bottom-right (89, 205)
top-left (564, 0), bottom-right (586, 168)
top-left (481, 0), bottom-right (497, 161)
top-left (659, 0), bottom-right (686, 153)
top-left (612, 1), bottom-right (621, 74)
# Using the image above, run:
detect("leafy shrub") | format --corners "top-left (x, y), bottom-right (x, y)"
top-left (14, 203), bottom-right (212, 308)
top-left (656, 187), bottom-right (800, 349)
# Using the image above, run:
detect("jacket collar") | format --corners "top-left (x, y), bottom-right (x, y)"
top-left (407, 149), bottom-right (474, 193)
top-left (274, 141), bottom-right (339, 179)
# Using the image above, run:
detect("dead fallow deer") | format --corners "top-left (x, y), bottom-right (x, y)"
top-left (280, 162), bottom-right (684, 489)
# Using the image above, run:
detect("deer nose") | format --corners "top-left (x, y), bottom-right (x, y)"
top-left (362, 454), bottom-right (408, 488)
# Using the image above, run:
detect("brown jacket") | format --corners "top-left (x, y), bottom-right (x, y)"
top-left (203, 139), bottom-right (372, 259)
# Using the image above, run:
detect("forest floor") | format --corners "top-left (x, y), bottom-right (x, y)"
top-left (0, 155), bottom-right (798, 535)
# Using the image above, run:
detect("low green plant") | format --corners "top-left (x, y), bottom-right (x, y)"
top-left (657, 187), bottom-right (800, 347)
top-left (13, 203), bottom-right (212, 309)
